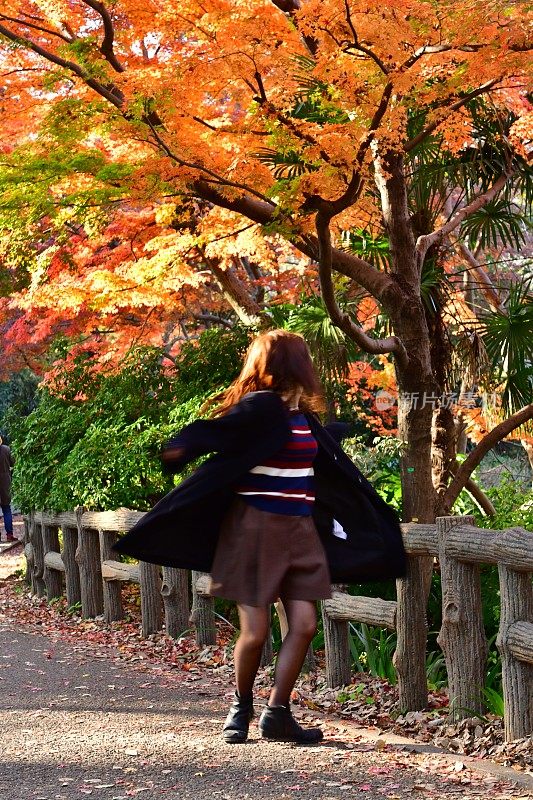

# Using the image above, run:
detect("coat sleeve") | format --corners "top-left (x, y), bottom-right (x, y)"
top-left (7, 447), bottom-right (14, 469)
top-left (162, 391), bottom-right (287, 473)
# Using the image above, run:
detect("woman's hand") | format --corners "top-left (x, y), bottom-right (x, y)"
top-left (161, 446), bottom-right (185, 463)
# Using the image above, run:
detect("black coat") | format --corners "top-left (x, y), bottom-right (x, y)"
top-left (113, 391), bottom-right (406, 583)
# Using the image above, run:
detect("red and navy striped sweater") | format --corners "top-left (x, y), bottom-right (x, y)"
top-left (236, 411), bottom-right (318, 516)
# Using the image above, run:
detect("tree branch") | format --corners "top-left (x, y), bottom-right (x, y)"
top-left (464, 477), bottom-right (496, 517)
top-left (316, 211), bottom-right (409, 367)
top-left (269, 0), bottom-right (318, 55)
top-left (416, 170), bottom-right (512, 262)
top-left (0, 13), bottom-right (73, 43)
top-left (441, 403), bottom-right (533, 512)
top-left (270, 0), bottom-right (300, 10)
top-left (400, 43), bottom-right (484, 71)
top-left (0, 23), bottom-right (124, 107)
top-left (354, 81), bottom-right (393, 168)
top-left (146, 122), bottom-right (276, 207)
top-left (194, 313), bottom-right (233, 329)
top-left (452, 238), bottom-right (504, 311)
top-left (194, 178), bottom-right (395, 302)
top-left (208, 257), bottom-right (263, 326)
top-left (80, 0), bottom-right (125, 73)
top-left (404, 80), bottom-right (500, 152)
top-left (343, 0), bottom-right (389, 74)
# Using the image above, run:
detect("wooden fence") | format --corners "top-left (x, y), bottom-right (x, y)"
top-left (22, 509), bottom-right (533, 742)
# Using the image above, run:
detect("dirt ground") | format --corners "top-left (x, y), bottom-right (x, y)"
top-left (1, 525), bottom-right (532, 800)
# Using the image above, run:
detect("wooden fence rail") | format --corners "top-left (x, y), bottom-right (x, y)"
top-left (22, 509), bottom-right (532, 742)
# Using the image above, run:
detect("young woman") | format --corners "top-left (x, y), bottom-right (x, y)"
top-left (114, 330), bottom-right (406, 744)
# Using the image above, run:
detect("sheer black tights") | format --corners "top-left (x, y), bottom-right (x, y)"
top-left (234, 600), bottom-right (317, 706)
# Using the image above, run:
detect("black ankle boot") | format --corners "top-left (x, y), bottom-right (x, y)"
top-left (222, 691), bottom-right (254, 744)
top-left (258, 704), bottom-right (323, 744)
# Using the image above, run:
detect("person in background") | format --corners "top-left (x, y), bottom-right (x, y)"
top-left (0, 435), bottom-right (15, 543)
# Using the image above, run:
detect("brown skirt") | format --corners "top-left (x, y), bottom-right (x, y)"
top-left (209, 498), bottom-right (332, 607)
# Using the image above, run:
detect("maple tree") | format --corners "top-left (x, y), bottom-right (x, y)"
top-left (1, 0), bottom-right (532, 709)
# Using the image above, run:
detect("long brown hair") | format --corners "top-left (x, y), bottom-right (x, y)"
top-left (210, 329), bottom-right (325, 416)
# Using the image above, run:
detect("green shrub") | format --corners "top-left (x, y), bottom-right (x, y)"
top-left (8, 328), bottom-right (251, 512)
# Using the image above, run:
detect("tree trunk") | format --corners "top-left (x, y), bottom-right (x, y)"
top-left (432, 405), bottom-right (457, 494)
top-left (394, 391), bottom-right (434, 710)
top-left (374, 150), bottom-right (437, 711)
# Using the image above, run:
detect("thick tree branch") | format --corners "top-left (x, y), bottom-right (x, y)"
top-left (441, 404), bottom-right (533, 512)
top-left (208, 258), bottom-right (263, 326)
top-left (270, 0), bottom-right (300, 11)
top-left (464, 478), bottom-right (496, 517)
top-left (193, 179), bottom-right (394, 301)
top-left (316, 212), bottom-right (409, 367)
top-left (416, 171), bottom-right (511, 262)
top-left (354, 81), bottom-right (393, 168)
top-left (269, 0), bottom-right (318, 56)
top-left (80, 0), bottom-right (124, 73)
top-left (194, 313), bottom-right (233, 329)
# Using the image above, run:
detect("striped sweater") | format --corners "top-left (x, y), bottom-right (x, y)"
top-left (236, 411), bottom-right (318, 516)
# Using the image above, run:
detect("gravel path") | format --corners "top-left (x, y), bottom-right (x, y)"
top-left (1, 620), bottom-right (532, 800)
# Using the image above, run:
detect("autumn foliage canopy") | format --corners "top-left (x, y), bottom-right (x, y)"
top-left (0, 0), bottom-right (530, 376)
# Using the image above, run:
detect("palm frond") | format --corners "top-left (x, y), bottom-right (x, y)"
top-left (253, 147), bottom-right (318, 179)
top-left (341, 228), bottom-right (390, 271)
top-left (460, 199), bottom-right (530, 251)
top-left (479, 279), bottom-right (533, 414)
top-left (271, 296), bottom-right (362, 382)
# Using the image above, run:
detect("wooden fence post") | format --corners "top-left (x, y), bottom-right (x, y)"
top-left (23, 517), bottom-right (32, 587)
top-left (30, 513), bottom-right (46, 598)
top-left (139, 561), bottom-right (162, 637)
top-left (437, 515), bottom-right (488, 719)
top-left (395, 556), bottom-right (430, 711)
top-left (321, 586), bottom-right (351, 688)
top-left (161, 567), bottom-right (189, 637)
top-left (62, 526), bottom-right (81, 609)
top-left (192, 570), bottom-right (216, 646)
top-left (497, 564), bottom-right (533, 741)
top-left (99, 530), bottom-right (124, 623)
top-left (273, 600), bottom-right (315, 672)
top-left (42, 524), bottom-right (63, 600)
top-left (75, 509), bottom-right (104, 618)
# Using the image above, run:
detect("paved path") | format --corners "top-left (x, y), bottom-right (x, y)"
top-left (0, 622), bottom-right (532, 800)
